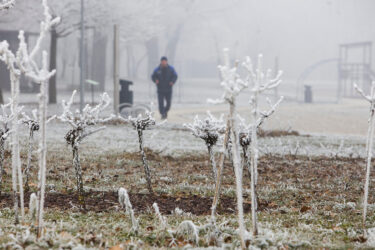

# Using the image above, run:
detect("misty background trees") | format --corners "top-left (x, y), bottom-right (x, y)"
top-left (0, 0), bottom-right (374, 105)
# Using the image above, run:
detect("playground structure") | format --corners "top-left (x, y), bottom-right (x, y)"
top-left (338, 41), bottom-right (374, 99)
top-left (297, 41), bottom-right (374, 103)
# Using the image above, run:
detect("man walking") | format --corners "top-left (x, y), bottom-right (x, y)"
top-left (151, 56), bottom-right (178, 119)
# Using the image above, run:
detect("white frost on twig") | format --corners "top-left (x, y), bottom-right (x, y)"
top-left (245, 53), bottom-right (284, 236)
top-left (152, 202), bottom-right (167, 230)
top-left (29, 193), bottom-right (38, 220)
top-left (118, 187), bottom-right (138, 232)
top-left (57, 90), bottom-right (114, 146)
top-left (208, 48), bottom-right (248, 105)
top-left (176, 220), bottom-right (199, 244)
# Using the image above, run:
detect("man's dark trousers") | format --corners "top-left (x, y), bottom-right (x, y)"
top-left (157, 91), bottom-right (172, 117)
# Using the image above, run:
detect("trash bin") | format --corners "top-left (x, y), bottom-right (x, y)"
top-left (119, 79), bottom-right (133, 105)
top-left (304, 85), bottom-right (312, 103)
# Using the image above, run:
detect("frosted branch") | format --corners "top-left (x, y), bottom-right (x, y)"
top-left (0, 0), bottom-right (15, 10)
top-left (256, 96), bottom-right (284, 128)
top-left (244, 54), bottom-right (283, 94)
top-left (58, 91), bottom-right (113, 146)
top-left (354, 83), bottom-right (374, 103)
top-left (207, 48), bottom-right (248, 104)
top-left (153, 202), bottom-right (167, 230)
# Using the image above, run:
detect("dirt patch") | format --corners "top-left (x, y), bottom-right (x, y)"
top-left (258, 129), bottom-right (301, 138)
top-left (0, 191), bottom-right (268, 215)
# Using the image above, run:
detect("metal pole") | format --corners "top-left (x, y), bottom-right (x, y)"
top-left (79, 0), bottom-right (85, 112)
top-left (113, 24), bottom-right (119, 115)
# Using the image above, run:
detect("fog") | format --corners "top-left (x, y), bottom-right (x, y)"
top-left (0, 0), bottom-right (374, 105)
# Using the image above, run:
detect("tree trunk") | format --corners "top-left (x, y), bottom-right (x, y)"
top-left (10, 72), bottom-right (24, 224)
top-left (165, 23), bottom-right (184, 65)
top-left (362, 85), bottom-right (375, 235)
top-left (0, 88), bottom-right (4, 104)
top-left (137, 129), bottom-right (153, 194)
top-left (24, 128), bottom-right (34, 194)
top-left (72, 145), bottom-right (85, 207)
top-left (0, 138), bottom-right (5, 194)
top-left (91, 30), bottom-right (107, 91)
top-left (37, 79), bottom-right (47, 238)
top-left (146, 37), bottom-right (159, 75)
top-left (207, 144), bottom-right (217, 181)
top-left (210, 118), bottom-right (230, 224)
top-left (48, 28), bottom-right (58, 104)
top-left (250, 91), bottom-right (260, 236)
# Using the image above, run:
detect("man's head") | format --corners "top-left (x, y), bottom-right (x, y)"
top-left (160, 56), bottom-right (168, 68)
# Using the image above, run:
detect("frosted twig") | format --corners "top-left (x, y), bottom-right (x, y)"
top-left (0, 100), bottom-right (21, 194)
top-left (29, 193), bottom-right (38, 220)
top-left (246, 53), bottom-right (284, 236)
top-left (176, 220), bottom-right (199, 245)
top-left (355, 81), bottom-right (375, 236)
top-left (153, 202), bottom-right (167, 230)
top-left (118, 188), bottom-right (138, 233)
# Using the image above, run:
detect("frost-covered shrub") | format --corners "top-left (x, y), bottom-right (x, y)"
top-left (184, 111), bottom-right (226, 180)
top-left (58, 90), bottom-right (113, 206)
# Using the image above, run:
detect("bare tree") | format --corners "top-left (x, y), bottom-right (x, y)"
top-left (208, 48), bottom-right (248, 249)
top-left (0, 0), bottom-right (58, 225)
top-left (18, 0), bottom-right (59, 236)
top-left (354, 82), bottom-right (375, 236)
top-left (242, 54), bottom-right (283, 235)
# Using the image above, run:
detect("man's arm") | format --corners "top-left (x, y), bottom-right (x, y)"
top-left (151, 67), bottom-right (159, 83)
top-left (170, 66), bottom-right (178, 84)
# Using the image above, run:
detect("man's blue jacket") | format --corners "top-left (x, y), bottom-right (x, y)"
top-left (151, 65), bottom-right (178, 93)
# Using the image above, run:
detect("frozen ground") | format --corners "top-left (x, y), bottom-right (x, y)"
top-left (6, 78), bottom-right (370, 138)
top-left (1, 82), bottom-right (373, 249)
top-left (39, 121), bottom-right (366, 159)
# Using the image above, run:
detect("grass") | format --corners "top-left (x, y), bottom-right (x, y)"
top-left (1, 136), bottom-right (375, 248)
